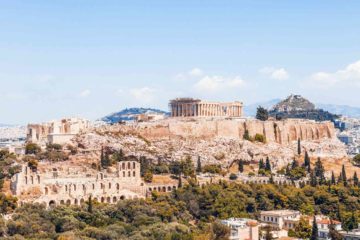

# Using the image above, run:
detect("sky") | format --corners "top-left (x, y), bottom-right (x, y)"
top-left (1, 1), bottom-right (360, 124)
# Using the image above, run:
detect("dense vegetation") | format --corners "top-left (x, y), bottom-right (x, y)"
top-left (1, 179), bottom-right (360, 239)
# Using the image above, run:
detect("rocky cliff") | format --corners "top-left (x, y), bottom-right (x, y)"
top-left (73, 118), bottom-right (346, 170)
top-left (130, 118), bottom-right (335, 145)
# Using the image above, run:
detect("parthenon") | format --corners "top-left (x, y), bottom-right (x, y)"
top-left (169, 98), bottom-right (243, 117)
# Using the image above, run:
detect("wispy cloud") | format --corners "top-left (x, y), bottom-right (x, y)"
top-left (79, 89), bottom-right (91, 97)
top-left (260, 67), bottom-right (289, 80)
top-left (129, 87), bottom-right (156, 103)
top-left (193, 75), bottom-right (245, 92)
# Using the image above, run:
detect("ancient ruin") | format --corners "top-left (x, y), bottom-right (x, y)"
top-left (169, 98), bottom-right (243, 117)
top-left (11, 160), bottom-right (177, 207)
top-left (27, 118), bottom-right (90, 146)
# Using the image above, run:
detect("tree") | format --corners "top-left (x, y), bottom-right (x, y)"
top-left (353, 154), bottom-right (360, 166)
top-left (259, 159), bottom-right (265, 170)
top-left (310, 171), bottom-right (317, 187)
top-left (342, 165), bottom-right (348, 186)
top-left (178, 173), bottom-right (182, 188)
top-left (243, 129), bottom-right (251, 141)
top-left (314, 158), bottom-right (324, 178)
top-left (229, 173), bottom-right (238, 180)
top-left (100, 147), bottom-right (111, 169)
top-left (311, 216), bottom-right (318, 240)
top-left (344, 213), bottom-right (358, 231)
top-left (290, 217), bottom-right (311, 239)
top-left (196, 156), bottom-right (202, 174)
top-left (238, 159), bottom-right (244, 173)
top-left (265, 157), bottom-right (272, 172)
top-left (297, 138), bottom-right (301, 155)
top-left (144, 170), bottom-right (153, 183)
top-left (181, 156), bottom-right (195, 178)
top-left (353, 172), bottom-right (359, 186)
top-left (87, 195), bottom-right (93, 213)
top-left (254, 134), bottom-right (266, 143)
top-left (331, 171), bottom-right (336, 185)
top-left (304, 151), bottom-right (310, 167)
top-left (25, 143), bottom-right (41, 155)
top-left (211, 221), bottom-right (230, 240)
top-left (263, 226), bottom-right (274, 240)
top-left (329, 221), bottom-right (343, 240)
top-left (256, 106), bottom-right (269, 121)
top-left (291, 159), bottom-right (299, 170)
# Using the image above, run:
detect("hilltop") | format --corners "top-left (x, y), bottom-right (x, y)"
top-left (101, 107), bottom-right (169, 124)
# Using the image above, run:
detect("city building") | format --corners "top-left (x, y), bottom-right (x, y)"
top-left (260, 210), bottom-right (301, 230)
top-left (316, 216), bottom-right (342, 240)
top-left (169, 98), bottom-right (243, 118)
top-left (220, 218), bottom-right (259, 240)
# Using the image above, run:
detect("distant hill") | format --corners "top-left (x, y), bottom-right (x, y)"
top-left (101, 108), bottom-right (169, 124)
top-left (0, 123), bottom-right (14, 128)
top-left (244, 99), bottom-right (360, 118)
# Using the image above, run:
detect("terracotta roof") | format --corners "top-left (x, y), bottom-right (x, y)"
top-left (317, 219), bottom-right (341, 225)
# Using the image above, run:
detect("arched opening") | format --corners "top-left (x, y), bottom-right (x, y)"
top-left (25, 176), bottom-right (27, 184)
top-left (83, 184), bottom-right (86, 191)
top-left (107, 197), bottom-right (111, 203)
top-left (37, 175), bottom-right (40, 184)
top-left (80, 198), bottom-right (85, 205)
top-left (123, 171), bottom-right (125, 177)
top-left (45, 187), bottom-right (49, 195)
top-left (116, 183), bottom-right (120, 190)
top-left (133, 171), bottom-right (136, 177)
top-left (92, 183), bottom-right (95, 190)
top-left (133, 162), bottom-right (136, 169)
top-left (149, 187), bottom-right (152, 191)
top-left (101, 183), bottom-right (104, 189)
top-left (73, 185), bottom-right (76, 191)
top-left (65, 185), bottom-right (68, 192)
top-left (113, 196), bottom-right (117, 203)
top-left (31, 176), bottom-right (34, 184)
top-left (66, 199), bottom-right (71, 205)
top-left (94, 198), bottom-right (98, 202)
top-left (101, 197), bottom-right (105, 203)
top-left (120, 195), bottom-right (125, 200)
top-left (108, 183), bottom-right (111, 189)
top-left (122, 162), bottom-right (125, 169)
top-left (158, 187), bottom-right (161, 191)
top-left (60, 200), bottom-right (65, 205)
top-left (74, 199), bottom-right (78, 205)
top-left (162, 187), bottom-right (166, 192)
top-left (49, 200), bottom-right (56, 207)
top-left (128, 162), bottom-right (131, 169)
top-left (167, 186), bottom-right (172, 191)
top-left (173, 186), bottom-right (176, 189)
top-left (128, 171), bottom-right (131, 177)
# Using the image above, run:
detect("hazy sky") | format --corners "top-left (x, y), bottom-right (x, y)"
top-left (1, 1), bottom-right (360, 124)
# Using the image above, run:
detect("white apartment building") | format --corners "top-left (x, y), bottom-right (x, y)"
top-left (220, 218), bottom-right (259, 240)
top-left (316, 216), bottom-right (342, 240)
top-left (260, 210), bottom-right (301, 230)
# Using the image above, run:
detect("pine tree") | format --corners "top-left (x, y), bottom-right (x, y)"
top-left (87, 195), bottom-right (93, 213)
top-left (304, 151), bottom-right (310, 167)
top-left (342, 165), bottom-right (348, 186)
top-left (331, 171), bottom-right (336, 185)
top-left (353, 172), bottom-right (359, 186)
top-left (238, 159), bottom-right (244, 173)
top-left (256, 106), bottom-right (269, 121)
top-left (311, 216), bottom-right (318, 240)
top-left (265, 157), bottom-right (271, 172)
top-left (101, 148), bottom-right (111, 169)
top-left (259, 159), bottom-right (265, 170)
top-left (338, 172), bottom-right (343, 185)
top-left (196, 156), bottom-right (202, 173)
top-left (298, 138), bottom-right (301, 155)
top-left (269, 174), bottom-right (274, 184)
top-left (291, 159), bottom-right (298, 170)
top-left (310, 171), bottom-right (317, 187)
top-left (314, 158), bottom-right (324, 178)
top-left (178, 173), bottom-right (182, 188)
top-left (336, 204), bottom-right (342, 222)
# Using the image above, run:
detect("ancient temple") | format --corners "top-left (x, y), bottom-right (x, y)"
top-left (169, 98), bottom-right (243, 117)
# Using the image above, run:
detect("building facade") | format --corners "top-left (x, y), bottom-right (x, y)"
top-left (220, 218), bottom-right (259, 240)
top-left (11, 160), bottom-right (177, 207)
top-left (27, 118), bottom-right (90, 146)
top-left (169, 98), bottom-right (243, 118)
top-left (260, 210), bottom-right (301, 229)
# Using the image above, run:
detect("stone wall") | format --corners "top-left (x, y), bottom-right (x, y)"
top-left (132, 118), bottom-right (335, 145)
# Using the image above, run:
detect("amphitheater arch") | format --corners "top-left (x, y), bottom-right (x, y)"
top-left (37, 175), bottom-right (40, 184)
top-left (31, 176), bottom-right (34, 184)
top-left (74, 199), bottom-right (78, 205)
top-left (162, 186), bottom-right (166, 192)
top-left (101, 197), bottom-right (105, 203)
top-left (92, 183), bottom-right (95, 190)
top-left (45, 187), bottom-right (49, 195)
top-left (66, 199), bottom-right (71, 205)
top-left (73, 185), bottom-right (76, 191)
top-left (149, 187), bottom-right (152, 191)
top-left (49, 200), bottom-right (56, 207)
top-left (60, 200), bottom-right (65, 205)
top-left (167, 186), bottom-right (172, 191)
top-left (133, 171), bottom-right (136, 177)
top-left (133, 162), bottom-right (136, 169)
top-left (122, 163), bottom-right (125, 169)
top-left (107, 197), bottom-right (111, 203)
top-left (128, 171), bottom-right (131, 177)
top-left (113, 196), bottom-right (117, 203)
top-left (116, 183), bottom-right (120, 190)
top-left (173, 186), bottom-right (176, 189)
top-left (80, 198), bottom-right (85, 205)
top-left (128, 162), bottom-right (131, 169)
top-left (109, 183), bottom-right (111, 189)
top-left (120, 195), bottom-right (125, 200)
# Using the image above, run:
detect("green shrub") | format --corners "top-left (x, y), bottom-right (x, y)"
top-left (254, 134), bottom-right (266, 143)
